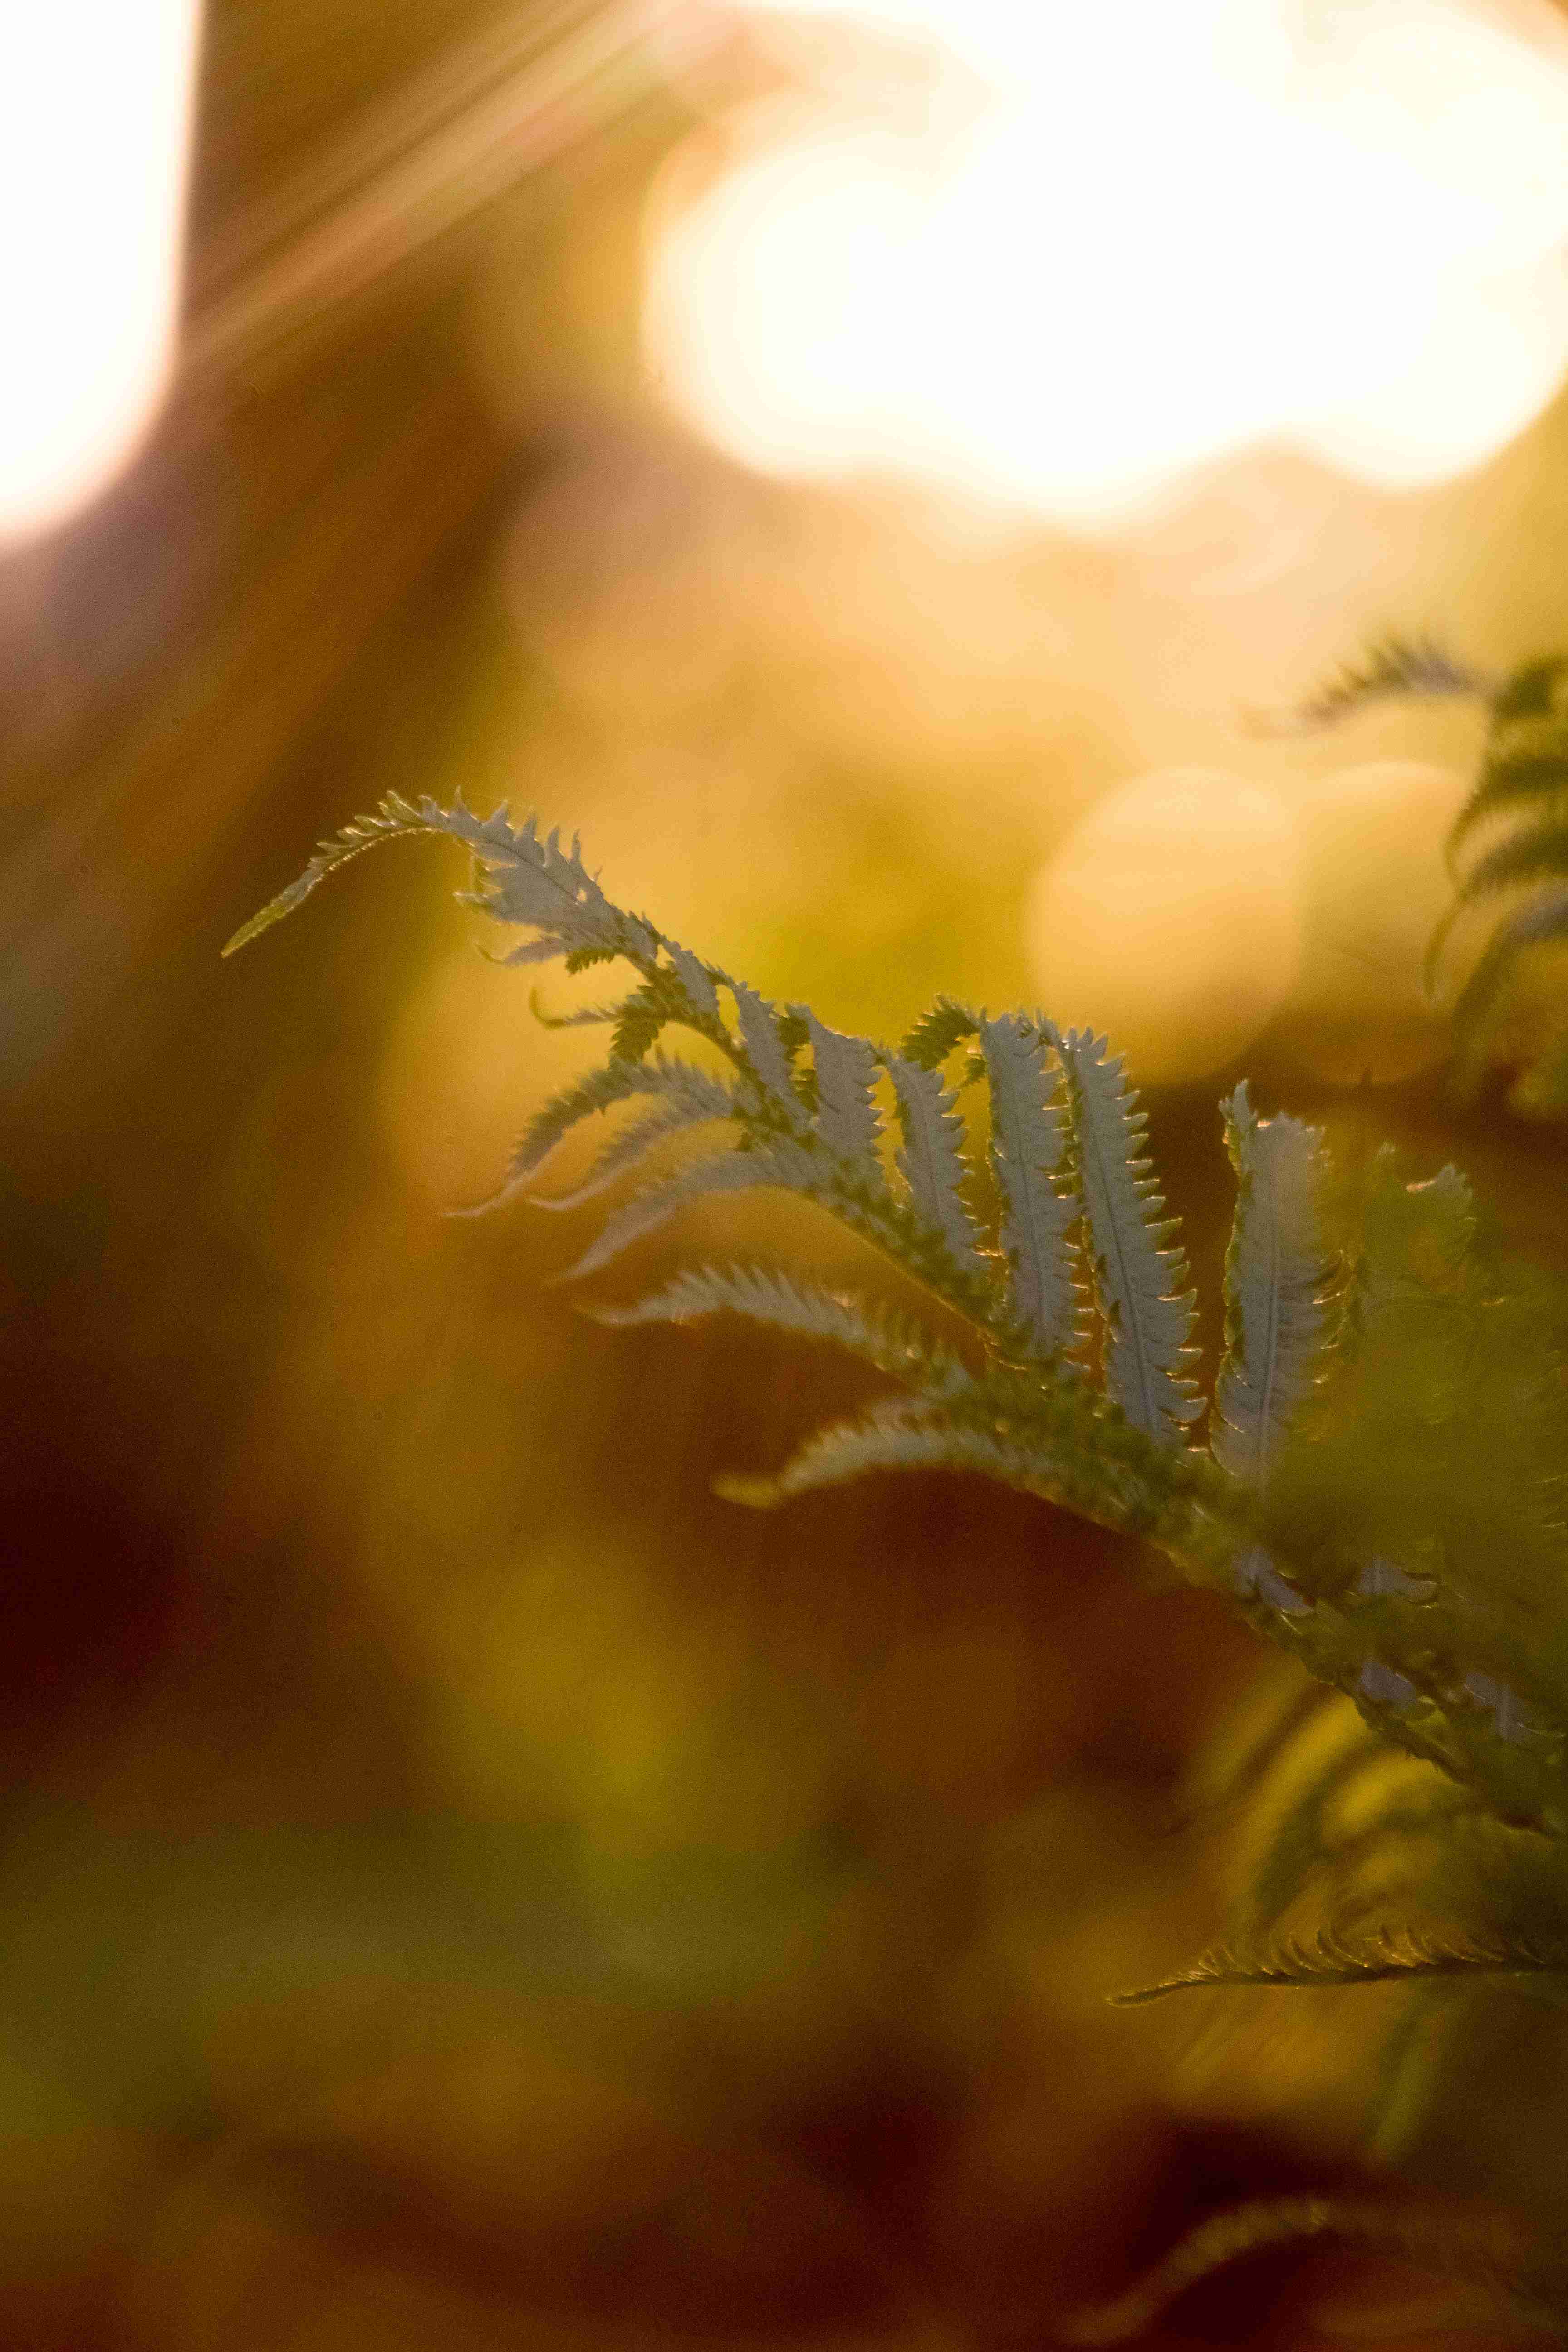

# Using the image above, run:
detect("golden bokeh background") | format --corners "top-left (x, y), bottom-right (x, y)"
top-left (4, 3), bottom-right (1568, 2346)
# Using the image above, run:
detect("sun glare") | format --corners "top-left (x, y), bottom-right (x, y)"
top-left (647, 0), bottom-right (1568, 520)
top-left (0, 1), bottom-right (201, 543)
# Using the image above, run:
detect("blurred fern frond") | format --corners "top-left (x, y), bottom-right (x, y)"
top-left (1062, 2192), bottom-right (1552, 2344)
top-left (1421, 653), bottom-right (1568, 1106)
top-left (1111, 1921), bottom-right (1568, 2004)
top-left (1284, 634), bottom-right (1568, 1110)
top-left (1241, 633), bottom-right (1490, 736)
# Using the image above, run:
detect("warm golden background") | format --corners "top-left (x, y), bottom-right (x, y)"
top-left (6, 2), bottom-right (1568, 2344)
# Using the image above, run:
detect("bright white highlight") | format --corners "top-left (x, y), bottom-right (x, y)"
top-left (0, 1), bottom-right (201, 542)
top-left (648, 0), bottom-right (1568, 519)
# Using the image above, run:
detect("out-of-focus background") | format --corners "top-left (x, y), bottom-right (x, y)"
top-left (7, 1), bottom-right (1568, 2343)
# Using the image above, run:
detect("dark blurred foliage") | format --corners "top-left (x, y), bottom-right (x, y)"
top-left (5, 4), bottom-right (1568, 2346)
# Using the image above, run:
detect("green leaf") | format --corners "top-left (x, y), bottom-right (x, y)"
top-left (1062, 2190), bottom-right (1545, 2346)
top-left (898, 996), bottom-right (980, 1071)
top-left (1212, 1083), bottom-right (1333, 1482)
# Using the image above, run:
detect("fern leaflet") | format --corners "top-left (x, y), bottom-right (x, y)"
top-left (590, 1263), bottom-right (974, 1399)
top-left (979, 1013), bottom-right (1081, 1357)
top-left (1054, 1027), bottom-right (1199, 1445)
top-left (884, 1051), bottom-right (987, 1278)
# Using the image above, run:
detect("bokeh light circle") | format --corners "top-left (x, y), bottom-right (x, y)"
top-left (1025, 769), bottom-right (1302, 1082)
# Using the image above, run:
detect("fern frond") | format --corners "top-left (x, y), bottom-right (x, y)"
top-left (1349, 1150), bottom-right (1473, 1328)
top-left (1448, 744), bottom-right (1568, 878)
top-left (804, 1014), bottom-right (882, 1160)
top-left (1111, 1921), bottom-right (1568, 2004)
top-left (608, 975), bottom-right (689, 1064)
top-left (717, 1398), bottom-right (1055, 1510)
top-left (663, 940), bottom-right (721, 1019)
top-left (527, 990), bottom-right (629, 1031)
top-left (1054, 1028), bottom-right (1200, 1445)
top-left (1242, 635), bottom-right (1487, 739)
top-left (485, 1057), bottom-right (737, 1210)
top-left (557, 1148), bottom-right (811, 1282)
top-left (1242, 1720), bottom-right (1408, 1933)
top-left (727, 980), bottom-right (803, 1115)
top-left (1367, 1981), bottom-right (1479, 2167)
top-left (227, 792), bottom-right (662, 967)
top-left (1180, 1666), bottom-right (1338, 1831)
top-left (1441, 816), bottom-right (1568, 912)
top-left (232, 792), bottom-right (1568, 1838)
top-left (531, 1093), bottom-right (742, 1214)
top-left (1212, 1084), bottom-right (1333, 1482)
top-left (898, 996), bottom-right (980, 1071)
top-left (1425, 651), bottom-right (1568, 1104)
top-left (1062, 2194), bottom-right (1545, 2345)
top-left (589, 1263), bottom-right (973, 1398)
top-left (978, 1013), bottom-right (1080, 1357)
top-left (884, 1052), bottom-right (988, 1278)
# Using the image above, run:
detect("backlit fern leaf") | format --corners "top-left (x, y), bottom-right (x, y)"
top-left (979, 1013), bottom-right (1080, 1356)
top-left (498, 1058), bottom-right (737, 1209)
top-left (885, 1050), bottom-right (987, 1278)
top-left (728, 979), bottom-right (802, 1114)
top-left (804, 1014), bottom-right (881, 1161)
top-left (557, 1148), bottom-right (817, 1283)
top-left (589, 1263), bottom-right (974, 1400)
top-left (230, 792), bottom-right (1568, 1843)
top-left (1212, 1084), bottom-right (1333, 1479)
top-left (717, 1398), bottom-right (1060, 1511)
top-left (1212, 1081), bottom-right (1333, 1613)
top-left (1055, 1028), bottom-right (1199, 1445)
top-left (531, 1089), bottom-right (742, 1215)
